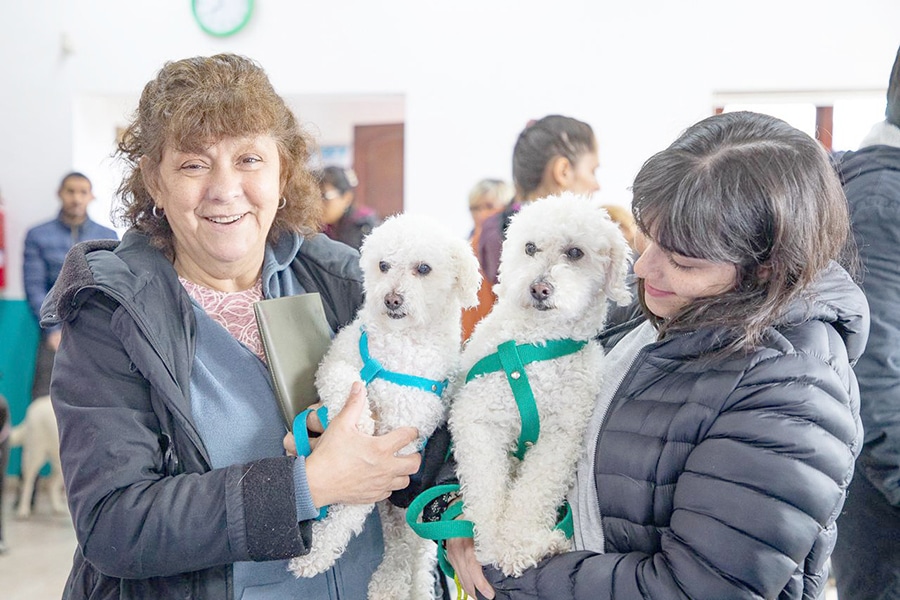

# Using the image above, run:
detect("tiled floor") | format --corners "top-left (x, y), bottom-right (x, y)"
top-left (0, 483), bottom-right (76, 600)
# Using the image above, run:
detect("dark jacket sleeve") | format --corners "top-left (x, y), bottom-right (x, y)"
top-left (50, 290), bottom-right (310, 579)
top-left (844, 163), bottom-right (900, 507)
top-left (482, 333), bottom-right (860, 599)
top-left (23, 227), bottom-right (50, 322)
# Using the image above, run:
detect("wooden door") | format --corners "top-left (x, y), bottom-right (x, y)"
top-left (353, 123), bottom-right (404, 219)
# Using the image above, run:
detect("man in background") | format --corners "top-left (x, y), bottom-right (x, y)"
top-left (831, 45), bottom-right (900, 599)
top-left (23, 172), bottom-right (117, 399)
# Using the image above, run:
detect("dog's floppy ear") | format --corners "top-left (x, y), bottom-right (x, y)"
top-left (451, 238), bottom-right (483, 309)
top-left (602, 224), bottom-right (634, 307)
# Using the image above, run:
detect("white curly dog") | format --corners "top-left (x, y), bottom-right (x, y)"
top-left (289, 213), bottom-right (482, 600)
top-left (449, 193), bottom-right (632, 577)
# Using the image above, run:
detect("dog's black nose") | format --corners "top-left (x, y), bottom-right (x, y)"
top-left (530, 281), bottom-right (554, 301)
top-left (384, 292), bottom-right (404, 310)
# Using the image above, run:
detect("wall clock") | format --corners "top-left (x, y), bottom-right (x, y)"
top-left (192, 0), bottom-right (255, 37)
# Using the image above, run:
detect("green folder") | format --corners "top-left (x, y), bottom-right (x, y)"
top-left (253, 293), bottom-right (333, 428)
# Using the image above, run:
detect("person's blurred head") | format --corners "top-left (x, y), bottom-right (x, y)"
top-left (57, 172), bottom-right (94, 226)
top-left (886, 45), bottom-right (900, 127)
top-left (318, 166), bottom-right (357, 226)
top-left (601, 204), bottom-right (638, 251)
top-left (512, 115), bottom-right (599, 202)
top-left (115, 53), bottom-right (321, 260)
top-left (631, 111), bottom-right (855, 350)
top-left (468, 178), bottom-right (513, 232)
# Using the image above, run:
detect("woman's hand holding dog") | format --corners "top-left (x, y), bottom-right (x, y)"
top-left (447, 534), bottom-right (496, 599)
top-left (295, 382), bottom-right (422, 508)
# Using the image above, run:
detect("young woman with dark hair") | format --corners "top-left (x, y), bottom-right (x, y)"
top-left (447, 111), bottom-right (866, 600)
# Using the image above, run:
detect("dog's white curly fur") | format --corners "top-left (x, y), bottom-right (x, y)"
top-left (288, 213), bottom-right (482, 600)
top-left (449, 193), bottom-right (632, 576)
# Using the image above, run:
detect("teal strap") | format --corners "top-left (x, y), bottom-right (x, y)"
top-left (466, 339), bottom-right (587, 459)
top-left (406, 484), bottom-right (574, 579)
top-left (359, 328), bottom-right (448, 396)
top-left (556, 500), bottom-right (574, 539)
top-left (291, 406), bottom-right (330, 520)
top-left (498, 341), bottom-right (539, 460)
top-left (406, 484), bottom-right (474, 541)
top-left (406, 484), bottom-right (473, 579)
top-left (292, 406), bottom-right (329, 457)
top-left (465, 338), bottom-right (588, 383)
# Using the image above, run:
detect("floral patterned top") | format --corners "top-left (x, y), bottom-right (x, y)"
top-left (179, 277), bottom-right (266, 362)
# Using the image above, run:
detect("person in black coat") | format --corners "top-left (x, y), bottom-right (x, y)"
top-left (442, 111), bottom-right (867, 600)
top-left (43, 53), bottom-right (421, 600)
top-left (317, 165), bottom-right (380, 251)
top-left (831, 45), bottom-right (900, 600)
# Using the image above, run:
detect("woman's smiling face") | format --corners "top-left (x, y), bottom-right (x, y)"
top-left (633, 235), bottom-right (738, 319)
top-left (149, 134), bottom-right (282, 289)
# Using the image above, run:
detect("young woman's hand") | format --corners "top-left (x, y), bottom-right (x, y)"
top-left (446, 536), bottom-right (495, 599)
top-left (303, 382), bottom-right (421, 507)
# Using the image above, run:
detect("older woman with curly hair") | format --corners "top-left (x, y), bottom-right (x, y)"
top-left (41, 53), bottom-right (420, 599)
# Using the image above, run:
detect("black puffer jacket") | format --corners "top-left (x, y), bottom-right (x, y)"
top-left (484, 263), bottom-right (867, 600)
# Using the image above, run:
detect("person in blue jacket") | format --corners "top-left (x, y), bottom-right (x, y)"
top-left (42, 53), bottom-right (421, 599)
top-left (23, 171), bottom-right (117, 399)
top-left (831, 44), bottom-right (900, 600)
top-left (445, 111), bottom-right (867, 600)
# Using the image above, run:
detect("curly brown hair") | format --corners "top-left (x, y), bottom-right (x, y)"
top-left (113, 53), bottom-right (322, 257)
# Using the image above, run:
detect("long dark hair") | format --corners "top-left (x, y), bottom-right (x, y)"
top-left (512, 115), bottom-right (595, 200)
top-left (631, 111), bottom-right (857, 351)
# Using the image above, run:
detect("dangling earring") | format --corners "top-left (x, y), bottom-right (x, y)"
top-left (278, 197), bottom-right (287, 210)
top-left (152, 205), bottom-right (164, 218)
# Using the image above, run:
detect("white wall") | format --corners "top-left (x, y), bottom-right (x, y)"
top-left (1, 0), bottom-right (898, 299)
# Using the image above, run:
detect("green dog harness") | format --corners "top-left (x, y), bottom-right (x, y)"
top-left (465, 338), bottom-right (588, 459)
top-left (407, 338), bottom-right (588, 579)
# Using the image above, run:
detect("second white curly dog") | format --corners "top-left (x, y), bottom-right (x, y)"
top-left (449, 193), bottom-right (632, 577)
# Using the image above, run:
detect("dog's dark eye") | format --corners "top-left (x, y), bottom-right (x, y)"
top-left (525, 242), bottom-right (537, 256)
top-left (379, 261), bottom-right (390, 273)
top-left (416, 263), bottom-right (432, 276)
top-left (566, 247), bottom-right (584, 261)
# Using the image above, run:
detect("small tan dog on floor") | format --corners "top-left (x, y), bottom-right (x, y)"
top-left (9, 395), bottom-right (66, 518)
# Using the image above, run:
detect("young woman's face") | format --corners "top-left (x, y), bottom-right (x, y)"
top-left (149, 134), bottom-right (282, 287)
top-left (633, 236), bottom-right (738, 319)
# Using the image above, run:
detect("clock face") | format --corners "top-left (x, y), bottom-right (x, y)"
top-left (192, 0), bottom-right (254, 37)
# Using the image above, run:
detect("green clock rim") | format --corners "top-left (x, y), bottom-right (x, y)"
top-left (191, 0), bottom-right (255, 38)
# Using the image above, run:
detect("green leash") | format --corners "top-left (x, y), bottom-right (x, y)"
top-left (406, 483), bottom-right (473, 579)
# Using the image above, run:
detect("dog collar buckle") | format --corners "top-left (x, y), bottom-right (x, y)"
top-left (358, 328), bottom-right (448, 397)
